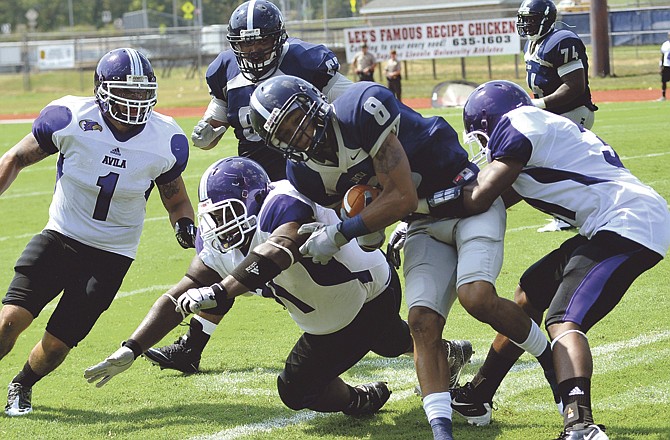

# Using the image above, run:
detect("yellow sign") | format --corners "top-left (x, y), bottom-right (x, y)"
top-left (350, 0), bottom-right (356, 13)
top-left (182, 1), bottom-right (195, 20)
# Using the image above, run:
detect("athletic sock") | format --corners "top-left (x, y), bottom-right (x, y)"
top-left (12, 361), bottom-right (44, 388)
top-left (185, 315), bottom-right (214, 354)
top-left (559, 377), bottom-right (593, 428)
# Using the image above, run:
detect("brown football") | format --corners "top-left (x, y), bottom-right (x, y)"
top-left (341, 184), bottom-right (381, 218)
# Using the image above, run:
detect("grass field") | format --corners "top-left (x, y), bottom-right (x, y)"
top-left (0, 101), bottom-right (669, 440)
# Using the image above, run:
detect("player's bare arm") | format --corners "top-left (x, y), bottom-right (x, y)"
top-left (545, 69), bottom-right (586, 109)
top-left (464, 156), bottom-right (524, 215)
top-left (158, 176), bottom-right (195, 225)
top-left (0, 133), bottom-right (50, 195)
top-left (363, 133), bottom-right (417, 231)
top-left (126, 255), bottom-right (221, 352)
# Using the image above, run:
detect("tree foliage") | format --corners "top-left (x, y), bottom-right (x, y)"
top-left (0, 0), bottom-right (350, 33)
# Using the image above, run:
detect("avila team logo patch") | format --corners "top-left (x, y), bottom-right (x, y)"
top-left (79, 119), bottom-right (103, 132)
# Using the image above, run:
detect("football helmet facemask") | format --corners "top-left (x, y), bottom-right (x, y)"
top-left (197, 157), bottom-right (271, 253)
top-left (249, 75), bottom-right (332, 163)
top-left (94, 48), bottom-right (157, 125)
top-left (462, 80), bottom-right (532, 165)
top-left (517, 0), bottom-right (557, 41)
top-left (227, 0), bottom-right (287, 82)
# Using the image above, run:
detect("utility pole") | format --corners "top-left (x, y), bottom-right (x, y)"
top-left (590, 0), bottom-right (610, 77)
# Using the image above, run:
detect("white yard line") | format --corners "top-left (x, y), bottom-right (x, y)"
top-left (188, 330), bottom-right (670, 439)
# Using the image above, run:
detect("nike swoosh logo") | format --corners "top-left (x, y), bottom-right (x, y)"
top-left (350, 150), bottom-right (362, 161)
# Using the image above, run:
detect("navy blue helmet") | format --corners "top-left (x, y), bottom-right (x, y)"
top-left (197, 157), bottom-right (271, 253)
top-left (94, 48), bottom-right (157, 125)
top-left (517, 0), bottom-right (557, 41)
top-left (249, 75), bottom-right (332, 163)
top-left (227, 0), bottom-right (287, 82)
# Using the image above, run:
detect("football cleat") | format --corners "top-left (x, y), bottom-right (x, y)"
top-left (554, 423), bottom-right (608, 440)
top-left (343, 382), bottom-right (391, 416)
top-left (450, 381), bottom-right (493, 426)
top-left (144, 336), bottom-right (200, 374)
top-left (5, 382), bottom-right (32, 416)
top-left (413, 339), bottom-right (474, 396)
top-left (444, 339), bottom-right (473, 388)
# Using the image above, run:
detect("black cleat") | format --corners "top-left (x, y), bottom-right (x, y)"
top-left (343, 382), bottom-right (391, 416)
top-left (450, 381), bottom-right (493, 426)
top-left (144, 336), bottom-right (200, 374)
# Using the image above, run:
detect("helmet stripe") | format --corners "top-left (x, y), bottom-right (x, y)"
top-left (125, 47), bottom-right (142, 76)
top-left (246, 0), bottom-right (257, 29)
top-left (250, 93), bottom-right (271, 119)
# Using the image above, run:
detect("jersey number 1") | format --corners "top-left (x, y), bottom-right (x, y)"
top-left (94, 172), bottom-right (119, 221)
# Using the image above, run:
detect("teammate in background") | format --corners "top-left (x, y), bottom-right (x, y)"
top-left (189, 0), bottom-right (351, 180)
top-left (352, 43), bottom-right (377, 82)
top-left (0, 48), bottom-right (196, 417)
top-left (517, 0), bottom-right (598, 232)
top-left (658, 31), bottom-right (670, 101)
top-left (149, 0), bottom-right (353, 373)
top-left (248, 75), bottom-right (555, 440)
top-left (384, 49), bottom-right (402, 101)
top-left (446, 80), bottom-right (670, 439)
top-left (84, 157), bottom-right (471, 418)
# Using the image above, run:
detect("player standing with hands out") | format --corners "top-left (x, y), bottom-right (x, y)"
top-left (0, 48), bottom-right (195, 417)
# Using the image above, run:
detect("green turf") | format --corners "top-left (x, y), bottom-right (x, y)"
top-left (0, 103), bottom-right (669, 439)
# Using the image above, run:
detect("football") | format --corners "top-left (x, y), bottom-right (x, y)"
top-left (341, 184), bottom-right (381, 219)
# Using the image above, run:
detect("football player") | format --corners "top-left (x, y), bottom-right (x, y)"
top-left (148, 0), bottom-right (354, 371)
top-left (84, 157), bottom-right (469, 418)
top-left (517, 0), bottom-right (599, 232)
top-left (190, 0), bottom-right (351, 180)
top-left (0, 48), bottom-right (196, 417)
top-left (448, 80), bottom-right (669, 439)
top-left (248, 75), bottom-right (556, 440)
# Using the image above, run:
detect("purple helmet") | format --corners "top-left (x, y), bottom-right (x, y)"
top-left (249, 75), bottom-right (332, 163)
top-left (197, 157), bottom-right (271, 253)
top-left (463, 80), bottom-right (532, 137)
top-left (94, 48), bottom-right (157, 125)
top-left (227, 0), bottom-right (287, 82)
top-left (462, 80), bottom-right (532, 166)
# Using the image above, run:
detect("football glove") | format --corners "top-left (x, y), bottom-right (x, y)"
top-left (175, 217), bottom-right (196, 249)
top-left (176, 285), bottom-right (220, 315)
top-left (191, 119), bottom-right (227, 148)
top-left (298, 222), bottom-right (349, 265)
top-left (84, 346), bottom-right (135, 388)
top-left (386, 221), bottom-right (408, 269)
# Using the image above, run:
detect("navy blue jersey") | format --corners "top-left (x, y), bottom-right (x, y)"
top-left (287, 83), bottom-right (470, 207)
top-left (205, 38), bottom-right (340, 153)
top-left (524, 29), bottom-right (595, 114)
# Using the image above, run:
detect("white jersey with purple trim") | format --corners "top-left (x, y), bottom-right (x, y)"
top-left (489, 106), bottom-right (670, 256)
top-left (33, 95), bottom-right (189, 258)
top-left (199, 179), bottom-right (392, 335)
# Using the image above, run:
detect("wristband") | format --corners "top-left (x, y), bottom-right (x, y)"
top-left (210, 283), bottom-right (229, 303)
top-left (427, 186), bottom-right (468, 219)
top-left (122, 338), bottom-right (143, 359)
top-left (338, 214), bottom-right (372, 240)
top-left (531, 98), bottom-right (546, 109)
top-left (230, 251), bottom-right (283, 291)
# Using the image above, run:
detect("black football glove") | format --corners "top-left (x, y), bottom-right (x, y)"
top-left (174, 217), bottom-right (196, 249)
